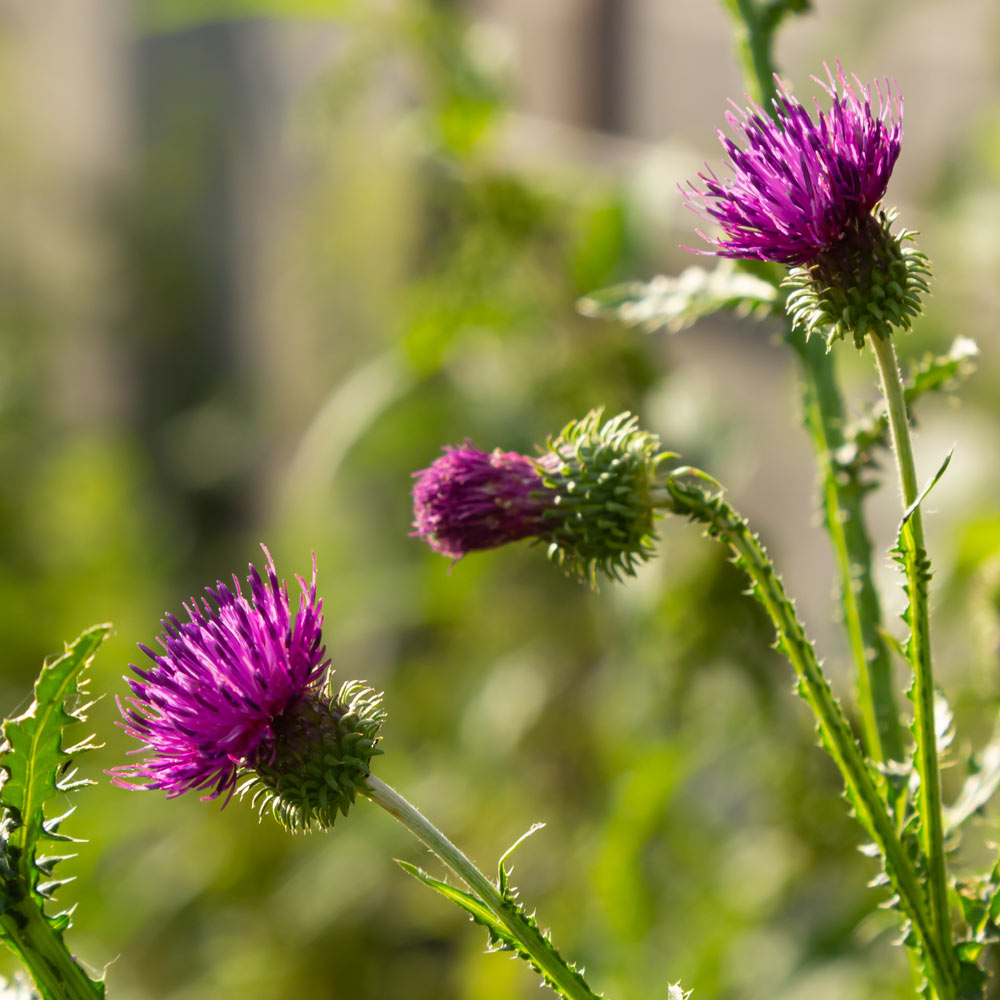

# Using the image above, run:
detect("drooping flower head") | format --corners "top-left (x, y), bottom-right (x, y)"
top-left (111, 547), bottom-right (384, 830)
top-left (681, 62), bottom-right (929, 346)
top-left (412, 411), bottom-right (674, 585)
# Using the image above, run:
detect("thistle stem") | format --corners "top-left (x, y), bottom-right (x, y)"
top-left (789, 330), bottom-right (904, 766)
top-left (664, 469), bottom-right (955, 999)
top-left (363, 774), bottom-right (600, 1000)
top-left (0, 903), bottom-right (104, 1000)
top-left (869, 332), bottom-right (955, 978)
top-left (720, 0), bottom-right (777, 104)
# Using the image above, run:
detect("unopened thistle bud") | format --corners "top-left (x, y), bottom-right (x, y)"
top-left (110, 547), bottom-right (385, 832)
top-left (412, 410), bottom-right (673, 585)
top-left (680, 62), bottom-right (930, 347)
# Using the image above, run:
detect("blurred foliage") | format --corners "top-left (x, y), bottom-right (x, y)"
top-left (0, 2), bottom-right (998, 1000)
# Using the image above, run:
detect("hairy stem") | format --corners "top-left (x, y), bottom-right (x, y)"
top-left (789, 331), bottom-right (904, 765)
top-left (869, 332), bottom-right (955, 978)
top-left (663, 470), bottom-right (955, 998)
top-left (363, 774), bottom-right (599, 1000)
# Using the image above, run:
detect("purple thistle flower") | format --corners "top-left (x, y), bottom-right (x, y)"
top-left (681, 62), bottom-right (902, 265)
top-left (411, 444), bottom-right (554, 561)
top-left (110, 547), bottom-right (329, 803)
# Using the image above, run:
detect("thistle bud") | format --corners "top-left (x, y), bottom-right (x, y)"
top-left (412, 410), bottom-right (672, 585)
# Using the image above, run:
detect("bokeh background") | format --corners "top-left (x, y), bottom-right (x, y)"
top-left (2, 1), bottom-right (1000, 998)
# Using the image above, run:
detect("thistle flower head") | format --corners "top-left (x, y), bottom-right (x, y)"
top-left (412, 411), bottom-right (673, 585)
top-left (111, 547), bottom-right (384, 830)
top-left (681, 62), bottom-right (930, 345)
top-left (681, 62), bottom-right (901, 265)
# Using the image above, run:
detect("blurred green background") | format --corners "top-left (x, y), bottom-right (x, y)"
top-left (2, 1), bottom-right (1000, 998)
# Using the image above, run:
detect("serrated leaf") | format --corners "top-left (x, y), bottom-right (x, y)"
top-left (397, 861), bottom-right (510, 949)
top-left (577, 262), bottom-right (777, 333)
top-left (397, 860), bottom-right (602, 999)
top-left (0, 624), bottom-right (110, 999)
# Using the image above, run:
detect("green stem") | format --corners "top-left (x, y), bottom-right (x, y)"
top-left (663, 470), bottom-right (955, 999)
top-left (363, 775), bottom-right (599, 1000)
top-left (0, 904), bottom-right (104, 1000)
top-left (788, 331), bottom-right (904, 765)
top-left (720, 0), bottom-right (777, 104)
top-left (869, 332), bottom-right (955, 977)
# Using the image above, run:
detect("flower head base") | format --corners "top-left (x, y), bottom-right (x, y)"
top-left (682, 63), bottom-right (901, 265)
top-left (412, 411), bottom-right (673, 586)
top-left (239, 677), bottom-right (385, 833)
top-left (111, 548), bottom-right (384, 831)
top-left (783, 209), bottom-right (931, 347)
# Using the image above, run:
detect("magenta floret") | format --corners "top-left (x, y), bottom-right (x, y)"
top-left (680, 62), bottom-right (902, 265)
top-left (411, 444), bottom-right (553, 560)
top-left (110, 546), bottom-right (329, 802)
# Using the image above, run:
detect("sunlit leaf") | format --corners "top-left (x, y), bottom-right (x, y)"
top-left (578, 262), bottom-right (777, 333)
top-left (0, 625), bottom-right (110, 999)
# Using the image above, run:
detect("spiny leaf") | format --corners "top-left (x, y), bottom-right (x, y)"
top-left (577, 262), bottom-right (777, 333)
top-left (397, 861), bottom-right (602, 999)
top-left (0, 624), bottom-right (110, 999)
top-left (398, 862), bottom-right (510, 949)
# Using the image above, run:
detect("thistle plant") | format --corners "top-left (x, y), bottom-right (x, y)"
top-left (570, 3), bottom-right (993, 993)
top-left (0, 4), bottom-right (994, 1000)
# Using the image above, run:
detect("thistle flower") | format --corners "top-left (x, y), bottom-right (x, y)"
top-left (412, 410), bottom-right (673, 584)
top-left (111, 547), bottom-right (384, 831)
top-left (681, 63), bottom-right (929, 346)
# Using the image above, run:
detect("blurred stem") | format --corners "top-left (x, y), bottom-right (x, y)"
top-left (720, 0), bottom-right (778, 104)
top-left (363, 775), bottom-right (600, 1000)
top-left (869, 332), bottom-right (956, 981)
top-left (788, 330), bottom-right (904, 766)
top-left (0, 903), bottom-right (104, 1000)
top-left (663, 468), bottom-right (955, 999)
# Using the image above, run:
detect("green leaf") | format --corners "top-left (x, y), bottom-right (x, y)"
top-left (946, 736), bottom-right (1000, 833)
top-left (497, 823), bottom-right (544, 896)
top-left (0, 624), bottom-right (111, 999)
top-left (901, 449), bottom-right (953, 528)
top-left (397, 859), bottom-right (602, 999)
top-left (577, 262), bottom-right (777, 333)
top-left (397, 862), bottom-right (511, 950)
